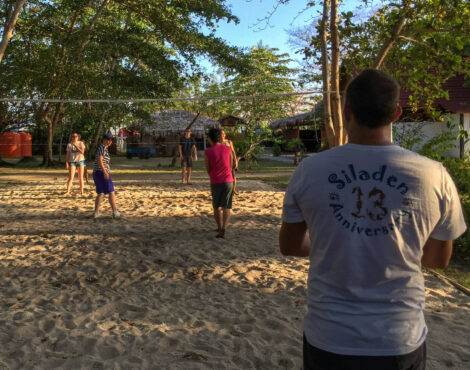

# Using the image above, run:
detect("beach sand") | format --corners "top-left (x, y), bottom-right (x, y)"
top-left (0, 168), bottom-right (469, 369)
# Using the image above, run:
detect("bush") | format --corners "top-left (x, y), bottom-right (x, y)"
top-left (454, 195), bottom-right (470, 260)
top-left (418, 123), bottom-right (458, 160)
top-left (443, 158), bottom-right (470, 259)
top-left (443, 157), bottom-right (470, 194)
top-left (272, 143), bottom-right (282, 156)
top-left (286, 138), bottom-right (306, 153)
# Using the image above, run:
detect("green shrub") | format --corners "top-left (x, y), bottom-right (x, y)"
top-left (443, 158), bottom-right (470, 194)
top-left (418, 123), bottom-right (457, 160)
top-left (443, 158), bottom-right (470, 258)
top-left (272, 143), bottom-right (282, 156)
top-left (286, 138), bottom-right (306, 153)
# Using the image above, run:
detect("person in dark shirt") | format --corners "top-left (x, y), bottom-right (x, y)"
top-left (178, 128), bottom-right (198, 184)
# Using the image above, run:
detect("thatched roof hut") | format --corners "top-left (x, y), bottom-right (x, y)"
top-left (269, 101), bottom-right (322, 130)
top-left (129, 110), bottom-right (219, 137)
top-left (269, 111), bottom-right (317, 130)
top-left (269, 105), bottom-right (323, 152)
top-left (145, 110), bottom-right (220, 137)
top-left (127, 110), bottom-right (220, 156)
top-left (218, 115), bottom-right (247, 127)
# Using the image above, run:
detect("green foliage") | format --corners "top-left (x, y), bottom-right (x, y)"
top-left (0, 0), bottom-right (244, 160)
top-left (443, 158), bottom-right (470, 257)
top-left (418, 122), bottom-right (458, 160)
top-left (220, 43), bottom-right (297, 127)
top-left (233, 136), bottom-right (265, 158)
top-left (290, 0), bottom-right (470, 117)
top-left (443, 157), bottom-right (470, 195)
top-left (392, 122), bottom-right (426, 151)
top-left (286, 138), bottom-right (306, 152)
top-left (272, 142), bottom-right (282, 156)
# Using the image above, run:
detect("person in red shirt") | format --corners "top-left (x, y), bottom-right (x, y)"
top-left (204, 128), bottom-right (234, 238)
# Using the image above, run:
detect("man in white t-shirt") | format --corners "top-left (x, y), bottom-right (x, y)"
top-left (280, 69), bottom-right (466, 370)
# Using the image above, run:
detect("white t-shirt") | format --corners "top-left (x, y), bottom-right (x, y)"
top-left (282, 143), bottom-right (466, 356)
top-left (66, 141), bottom-right (85, 162)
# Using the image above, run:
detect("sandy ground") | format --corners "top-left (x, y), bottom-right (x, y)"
top-left (0, 167), bottom-right (469, 369)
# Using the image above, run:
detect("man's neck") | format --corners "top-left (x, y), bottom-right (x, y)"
top-left (347, 123), bottom-right (393, 146)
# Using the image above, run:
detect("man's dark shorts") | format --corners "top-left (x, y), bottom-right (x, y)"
top-left (93, 171), bottom-right (115, 195)
top-left (181, 155), bottom-right (192, 168)
top-left (211, 182), bottom-right (233, 209)
top-left (303, 335), bottom-right (426, 370)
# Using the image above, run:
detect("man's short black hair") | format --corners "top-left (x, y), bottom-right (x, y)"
top-left (208, 128), bottom-right (221, 143)
top-left (345, 69), bottom-right (400, 129)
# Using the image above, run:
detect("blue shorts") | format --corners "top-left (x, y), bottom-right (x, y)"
top-left (69, 160), bottom-right (85, 167)
top-left (93, 171), bottom-right (115, 195)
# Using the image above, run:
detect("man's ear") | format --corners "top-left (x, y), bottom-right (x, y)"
top-left (392, 106), bottom-right (402, 122)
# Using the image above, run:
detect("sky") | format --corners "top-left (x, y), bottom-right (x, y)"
top-left (200, 0), bottom-right (317, 72)
top-left (200, 0), bottom-right (379, 73)
top-left (218, 0), bottom-right (314, 55)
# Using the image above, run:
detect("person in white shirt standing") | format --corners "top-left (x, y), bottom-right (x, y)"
top-left (280, 69), bottom-right (466, 370)
top-left (65, 132), bottom-right (86, 195)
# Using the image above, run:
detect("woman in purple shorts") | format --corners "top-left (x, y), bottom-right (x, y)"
top-left (93, 133), bottom-right (121, 219)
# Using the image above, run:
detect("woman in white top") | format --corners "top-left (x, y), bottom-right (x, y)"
top-left (65, 132), bottom-right (86, 195)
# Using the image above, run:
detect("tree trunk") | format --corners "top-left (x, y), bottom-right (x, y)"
top-left (460, 113), bottom-right (465, 159)
top-left (89, 106), bottom-right (115, 159)
top-left (45, 118), bottom-right (54, 165)
top-left (58, 117), bottom-right (66, 162)
top-left (330, 0), bottom-right (344, 146)
top-left (0, 0), bottom-right (27, 64)
top-left (42, 102), bottom-right (63, 166)
top-left (186, 112), bottom-right (200, 130)
top-left (0, 100), bottom-right (9, 134)
top-left (320, 0), bottom-right (334, 148)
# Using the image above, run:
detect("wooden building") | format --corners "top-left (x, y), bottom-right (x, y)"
top-left (128, 110), bottom-right (220, 156)
top-left (270, 111), bottom-right (322, 152)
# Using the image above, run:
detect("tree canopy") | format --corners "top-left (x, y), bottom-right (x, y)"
top-left (287, 0), bottom-right (470, 146)
top-left (0, 0), bottom-right (245, 164)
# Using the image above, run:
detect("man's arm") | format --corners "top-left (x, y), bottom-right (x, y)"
top-left (204, 154), bottom-right (210, 176)
top-left (65, 149), bottom-right (70, 168)
top-left (279, 221), bottom-right (311, 257)
top-left (421, 237), bottom-right (453, 269)
top-left (98, 156), bottom-right (109, 179)
top-left (178, 144), bottom-right (183, 160)
top-left (229, 141), bottom-right (238, 169)
top-left (193, 143), bottom-right (198, 161)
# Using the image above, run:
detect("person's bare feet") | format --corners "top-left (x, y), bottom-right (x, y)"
top-left (216, 229), bottom-right (225, 238)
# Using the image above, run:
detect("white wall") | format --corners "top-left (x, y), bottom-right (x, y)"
top-left (393, 113), bottom-right (470, 158)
